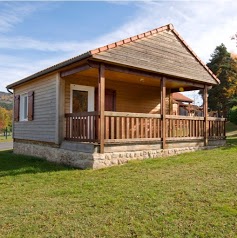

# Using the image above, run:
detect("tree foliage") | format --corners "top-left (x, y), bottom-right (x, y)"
top-left (0, 102), bottom-right (13, 110)
top-left (0, 107), bottom-right (12, 131)
top-left (207, 44), bottom-right (237, 117)
top-left (229, 106), bottom-right (237, 125)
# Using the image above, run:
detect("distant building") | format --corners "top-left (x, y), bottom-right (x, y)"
top-left (172, 92), bottom-right (203, 116)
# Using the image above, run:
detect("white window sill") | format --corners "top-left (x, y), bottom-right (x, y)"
top-left (19, 119), bottom-right (28, 122)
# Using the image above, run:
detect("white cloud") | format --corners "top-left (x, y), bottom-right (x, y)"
top-left (0, 54), bottom-right (73, 91)
top-left (0, 2), bottom-right (47, 33)
top-left (0, 36), bottom-right (90, 52)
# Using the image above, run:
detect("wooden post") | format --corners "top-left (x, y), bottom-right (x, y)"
top-left (188, 103), bottom-right (190, 116)
top-left (161, 77), bottom-right (166, 149)
top-left (98, 64), bottom-right (105, 153)
top-left (168, 89), bottom-right (172, 115)
top-left (203, 85), bottom-right (208, 146)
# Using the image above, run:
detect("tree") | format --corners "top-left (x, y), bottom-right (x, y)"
top-left (206, 44), bottom-right (237, 117)
top-left (0, 107), bottom-right (12, 131)
top-left (231, 33), bottom-right (237, 46)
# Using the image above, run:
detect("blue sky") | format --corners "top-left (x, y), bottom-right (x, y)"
top-left (1, 1), bottom-right (237, 103)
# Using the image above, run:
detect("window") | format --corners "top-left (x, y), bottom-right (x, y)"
top-left (14, 91), bottom-right (34, 122)
top-left (73, 90), bottom-right (88, 113)
top-left (20, 94), bottom-right (28, 121)
top-left (70, 84), bottom-right (94, 113)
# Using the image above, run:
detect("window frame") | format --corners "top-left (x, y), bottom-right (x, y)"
top-left (20, 93), bottom-right (28, 121)
top-left (70, 84), bottom-right (95, 113)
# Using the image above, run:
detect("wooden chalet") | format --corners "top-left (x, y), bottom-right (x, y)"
top-left (7, 24), bottom-right (226, 169)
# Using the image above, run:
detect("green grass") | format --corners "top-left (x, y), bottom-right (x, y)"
top-left (0, 139), bottom-right (237, 237)
top-left (226, 121), bottom-right (237, 137)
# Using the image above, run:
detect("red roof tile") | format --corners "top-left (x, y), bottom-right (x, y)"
top-left (172, 92), bottom-right (193, 103)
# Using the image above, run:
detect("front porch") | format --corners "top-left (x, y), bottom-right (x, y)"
top-left (60, 61), bottom-right (226, 154)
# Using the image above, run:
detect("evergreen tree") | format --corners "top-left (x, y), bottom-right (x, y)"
top-left (207, 44), bottom-right (237, 117)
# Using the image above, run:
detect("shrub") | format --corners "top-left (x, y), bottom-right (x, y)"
top-left (229, 106), bottom-right (237, 124)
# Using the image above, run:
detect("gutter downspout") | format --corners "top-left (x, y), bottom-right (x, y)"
top-left (7, 88), bottom-right (13, 94)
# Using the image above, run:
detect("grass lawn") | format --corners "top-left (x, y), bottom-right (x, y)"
top-left (0, 140), bottom-right (237, 237)
top-left (0, 135), bottom-right (13, 143)
top-left (226, 121), bottom-right (237, 137)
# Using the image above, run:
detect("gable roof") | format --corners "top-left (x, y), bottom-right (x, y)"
top-left (90, 24), bottom-right (219, 85)
top-left (172, 92), bottom-right (193, 103)
top-left (7, 23), bottom-right (219, 90)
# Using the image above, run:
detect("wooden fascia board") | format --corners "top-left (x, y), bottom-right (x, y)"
top-left (60, 64), bottom-right (92, 77)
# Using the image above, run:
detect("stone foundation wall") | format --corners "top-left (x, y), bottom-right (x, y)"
top-left (13, 141), bottom-right (224, 169)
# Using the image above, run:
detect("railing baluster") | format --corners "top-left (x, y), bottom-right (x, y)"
top-left (131, 118), bottom-right (135, 139)
top-left (121, 117), bottom-right (125, 139)
top-left (111, 117), bottom-right (114, 139)
top-left (105, 116), bottom-right (109, 140)
top-left (126, 117), bottom-right (130, 139)
top-left (153, 118), bottom-right (156, 138)
top-left (116, 117), bottom-right (120, 139)
top-left (149, 118), bottom-right (152, 138)
top-left (141, 118), bottom-right (144, 138)
top-left (145, 118), bottom-right (148, 138)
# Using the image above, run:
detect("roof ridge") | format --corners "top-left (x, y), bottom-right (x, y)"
top-left (90, 23), bottom-right (174, 55)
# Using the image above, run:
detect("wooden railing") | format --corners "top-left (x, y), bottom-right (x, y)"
top-left (104, 111), bottom-right (162, 142)
top-left (208, 117), bottom-right (226, 139)
top-left (65, 112), bottom-right (99, 142)
top-left (166, 115), bottom-right (204, 140)
top-left (165, 116), bottom-right (226, 140)
top-left (65, 111), bottom-right (226, 143)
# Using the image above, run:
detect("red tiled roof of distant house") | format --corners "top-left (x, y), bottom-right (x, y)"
top-left (172, 92), bottom-right (193, 103)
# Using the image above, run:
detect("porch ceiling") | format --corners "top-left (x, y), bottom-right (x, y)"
top-left (63, 67), bottom-right (202, 92)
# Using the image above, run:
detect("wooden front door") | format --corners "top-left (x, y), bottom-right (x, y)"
top-left (95, 88), bottom-right (116, 111)
top-left (94, 88), bottom-right (116, 140)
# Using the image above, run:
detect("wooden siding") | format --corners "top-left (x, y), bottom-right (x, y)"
top-left (13, 73), bottom-right (57, 143)
top-left (64, 76), bottom-right (168, 114)
top-left (92, 29), bottom-right (216, 85)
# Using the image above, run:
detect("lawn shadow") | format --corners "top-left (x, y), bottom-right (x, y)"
top-left (0, 150), bottom-right (74, 177)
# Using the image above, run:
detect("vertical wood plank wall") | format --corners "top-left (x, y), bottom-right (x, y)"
top-left (64, 76), bottom-right (166, 114)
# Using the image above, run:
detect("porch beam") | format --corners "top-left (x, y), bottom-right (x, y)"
top-left (60, 64), bottom-right (91, 77)
top-left (98, 64), bottom-right (105, 153)
top-left (88, 60), bottom-right (205, 89)
top-left (203, 85), bottom-right (208, 146)
top-left (161, 77), bottom-right (166, 149)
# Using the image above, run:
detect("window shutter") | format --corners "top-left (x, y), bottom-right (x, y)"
top-left (28, 91), bottom-right (34, 121)
top-left (14, 95), bottom-right (20, 122)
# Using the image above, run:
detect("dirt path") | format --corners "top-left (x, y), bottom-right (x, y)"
top-left (0, 142), bottom-right (13, 151)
